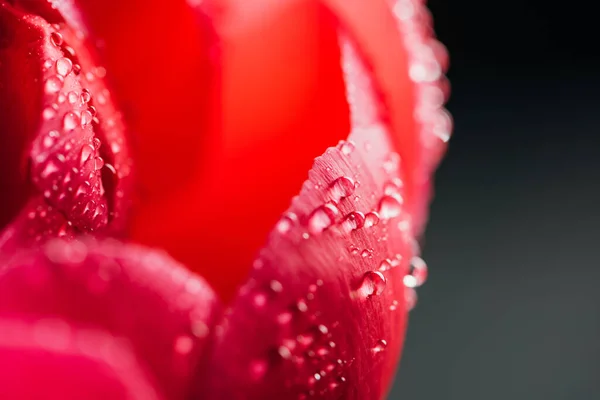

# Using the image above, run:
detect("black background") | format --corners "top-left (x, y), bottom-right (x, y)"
top-left (390, 1), bottom-right (600, 399)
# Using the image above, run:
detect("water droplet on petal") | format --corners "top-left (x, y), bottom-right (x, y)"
top-left (276, 212), bottom-right (297, 235)
top-left (44, 75), bottom-right (63, 94)
top-left (80, 145), bottom-right (94, 163)
top-left (80, 89), bottom-right (91, 104)
top-left (72, 63), bottom-right (81, 75)
top-left (378, 259), bottom-right (392, 272)
top-left (42, 106), bottom-right (57, 120)
top-left (340, 211), bottom-right (365, 233)
top-left (357, 271), bottom-right (386, 298)
top-left (81, 110), bottom-right (93, 127)
top-left (364, 212), bottom-right (380, 228)
top-left (50, 32), bottom-right (63, 47)
top-left (63, 112), bottom-right (79, 131)
top-left (67, 91), bottom-right (79, 104)
top-left (94, 157), bottom-right (104, 171)
top-left (372, 339), bottom-right (387, 353)
top-left (328, 176), bottom-right (355, 202)
top-left (308, 203), bottom-right (339, 235)
top-left (378, 195), bottom-right (402, 219)
top-left (55, 58), bottom-right (73, 76)
top-left (389, 300), bottom-right (399, 311)
top-left (404, 256), bottom-right (428, 288)
top-left (338, 141), bottom-right (355, 155)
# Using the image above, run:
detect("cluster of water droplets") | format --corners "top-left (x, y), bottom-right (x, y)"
top-left (392, 0), bottom-right (452, 172)
top-left (237, 276), bottom-right (352, 398)
top-left (32, 25), bottom-right (122, 230)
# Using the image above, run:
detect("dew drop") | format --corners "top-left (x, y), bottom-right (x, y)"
top-left (78, 145), bottom-right (94, 165)
top-left (296, 299), bottom-right (308, 313)
top-left (72, 63), bottom-right (81, 75)
top-left (404, 256), bottom-right (428, 288)
top-left (63, 112), bottom-right (79, 131)
top-left (40, 160), bottom-right (60, 178)
top-left (308, 203), bottom-right (339, 235)
top-left (277, 345), bottom-right (292, 360)
top-left (340, 211), bottom-right (365, 232)
top-left (94, 157), bottom-right (104, 171)
top-left (357, 271), bottom-right (386, 298)
top-left (360, 249), bottom-right (373, 258)
top-left (276, 212), bottom-right (297, 235)
top-left (364, 212), bottom-right (380, 228)
top-left (338, 141), bottom-right (355, 155)
top-left (389, 300), bottom-right (399, 311)
top-left (42, 107), bottom-right (57, 120)
top-left (378, 195), bottom-right (402, 219)
top-left (328, 176), bottom-right (356, 202)
top-left (378, 259), bottom-right (392, 272)
top-left (173, 335), bottom-right (194, 355)
top-left (50, 32), bottom-right (63, 47)
top-left (67, 91), bottom-right (79, 104)
top-left (81, 110), bottom-right (93, 127)
top-left (55, 58), bottom-right (73, 76)
top-left (372, 339), bottom-right (387, 354)
top-left (44, 75), bottom-right (63, 94)
top-left (80, 89), bottom-right (91, 104)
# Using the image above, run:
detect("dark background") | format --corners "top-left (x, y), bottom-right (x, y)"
top-left (390, 1), bottom-right (600, 399)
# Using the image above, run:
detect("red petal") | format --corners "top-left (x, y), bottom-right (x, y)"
top-left (129, 0), bottom-right (350, 300)
top-left (199, 115), bottom-right (418, 398)
top-left (0, 1), bottom-right (133, 243)
top-left (0, 238), bottom-right (221, 399)
top-left (0, 317), bottom-right (163, 400)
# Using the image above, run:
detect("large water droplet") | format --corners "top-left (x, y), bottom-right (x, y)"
top-left (307, 203), bottom-right (339, 235)
top-left (364, 212), bottom-right (380, 228)
top-left (50, 32), bottom-right (63, 47)
top-left (357, 271), bottom-right (386, 298)
top-left (328, 176), bottom-right (355, 202)
top-left (404, 256), bottom-right (428, 288)
top-left (81, 110), bottom-right (93, 127)
top-left (63, 112), bottom-right (80, 131)
top-left (44, 75), bottom-right (63, 94)
top-left (80, 145), bottom-right (94, 163)
top-left (340, 211), bottom-right (365, 233)
top-left (55, 58), bottom-right (73, 76)
top-left (67, 91), bottom-right (79, 104)
top-left (378, 195), bottom-right (402, 219)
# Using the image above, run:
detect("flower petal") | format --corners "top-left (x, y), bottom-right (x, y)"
top-left (199, 122), bottom-right (414, 398)
top-left (0, 316), bottom-right (163, 400)
top-left (0, 1), bottom-right (133, 244)
top-left (0, 238), bottom-right (221, 399)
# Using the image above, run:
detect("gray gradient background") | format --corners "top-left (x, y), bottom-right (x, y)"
top-left (389, 1), bottom-right (600, 399)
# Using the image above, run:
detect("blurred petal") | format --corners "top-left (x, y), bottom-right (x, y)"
top-left (0, 239), bottom-right (221, 399)
top-left (0, 317), bottom-right (163, 400)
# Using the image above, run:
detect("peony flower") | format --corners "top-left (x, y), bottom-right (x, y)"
top-left (0, 0), bottom-right (450, 398)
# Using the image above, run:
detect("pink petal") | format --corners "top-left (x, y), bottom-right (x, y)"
top-left (0, 316), bottom-right (163, 400)
top-left (0, 238), bottom-right (221, 399)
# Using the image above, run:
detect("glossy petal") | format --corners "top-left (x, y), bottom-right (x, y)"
top-left (0, 1), bottom-right (133, 246)
top-left (0, 238), bottom-right (221, 399)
